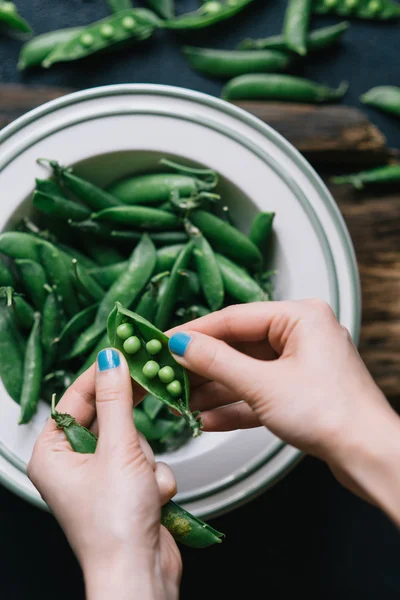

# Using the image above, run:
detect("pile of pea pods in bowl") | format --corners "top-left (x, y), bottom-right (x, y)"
top-left (0, 84), bottom-right (361, 520)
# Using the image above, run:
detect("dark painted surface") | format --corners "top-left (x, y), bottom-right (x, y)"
top-left (1, 1), bottom-right (400, 598)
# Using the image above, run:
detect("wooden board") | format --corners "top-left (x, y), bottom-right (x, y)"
top-left (0, 84), bottom-right (399, 407)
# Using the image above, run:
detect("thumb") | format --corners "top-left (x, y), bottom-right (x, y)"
top-left (95, 348), bottom-right (139, 451)
top-left (168, 331), bottom-right (263, 400)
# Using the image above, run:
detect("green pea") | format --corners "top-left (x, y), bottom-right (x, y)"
top-left (367, 0), bottom-right (381, 13)
top-left (80, 32), bottom-right (95, 47)
top-left (158, 366), bottom-right (175, 384)
top-left (123, 336), bottom-right (141, 354)
top-left (146, 339), bottom-right (162, 355)
top-left (2, 2), bottom-right (16, 15)
top-left (203, 1), bottom-right (222, 13)
top-left (116, 322), bottom-right (135, 341)
top-left (101, 24), bottom-right (115, 38)
top-left (122, 15), bottom-right (136, 30)
top-left (344, 0), bottom-right (357, 8)
top-left (324, 0), bottom-right (338, 7)
top-left (167, 380), bottom-right (182, 397)
top-left (143, 360), bottom-right (160, 379)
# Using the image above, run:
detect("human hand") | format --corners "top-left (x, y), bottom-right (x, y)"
top-left (167, 300), bottom-right (400, 510)
top-left (28, 349), bottom-right (182, 600)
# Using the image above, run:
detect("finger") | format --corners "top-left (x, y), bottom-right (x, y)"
top-left (95, 348), bottom-right (138, 451)
top-left (42, 364), bottom-right (96, 435)
top-left (137, 431), bottom-right (155, 469)
top-left (155, 461), bottom-right (177, 505)
top-left (168, 330), bottom-right (266, 401)
top-left (201, 403), bottom-right (260, 431)
top-left (190, 380), bottom-right (241, 412)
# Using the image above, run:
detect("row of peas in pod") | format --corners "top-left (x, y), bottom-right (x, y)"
top-left (0, 156), bottom-right (275, 447)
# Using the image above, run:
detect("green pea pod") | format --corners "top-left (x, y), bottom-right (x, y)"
top-left (35, 177), bottom-right (66, 198)
top-left (41, 9), bottom-right (160, 68)
top-left (0, 291), bottom-right (25, 403)
top-left (330, 164), bottom-right (400, 189)
top-left (160, 159), bottom-right (218, 186)
top-left (238, 21), bottom-right (350, 51)
top-left (215, 254), bottom-right (267, 303)
top-left (183, 46), bottom-right (291, 79)
top-left (135, 271), bottom-right (170, 321)
top-left (51, 395), bottom-right (221, 546)
top-left (39, 240), bottom-right (80, 318)
top-left (92, 206), bottom-right (181, 230)
top-left (143, 393), bottom-right (164, 420)
top-left (12, 294), bottom-right (35, 331)
top-left (164, 0), bottom-right (255, 29)
top-left (112, 230), bottom-right (188, 246)
top-left (146, 0), bottom-right (174, 19)
top-left (175, 304), bottom-right (211, 325)
top-left (15, 259), bottom-right (48, 310)
top-left (155, 241), bottom-right (194, 331)
top-left (155, 244), bottom-right (186, 273)
top-left (33, 190), bottom-right (91, 222)
top-left (186, 221), bottom-right (224, 311)
top-left (249, 212), bottom-right (275, 254)
top-left (0, 257), bottom-right (15, 288)
top-left (88, 261), bottom-right (128, 288)
top-left (38, 159), bottom-right (122, 211)
top-left (79, 236), bottom-right (125, 266)
top-left (42, 285), bottom-right (63, 372)
top-left (134, 407), bottom-right (176, 440)
top-left (68, 234), bottom-right (156, 359)
top-left (221, 74), bottom-right (348, 102)
top-left (58, 243), bottom-right (98, 271)
top-left (176, 269), bottom-right (201, 304)
top-left (0, 231), bottom-right (41, 262)
top-left (71, 259), bottom-right (105, 303)
top-left (190, 210), bottom-right (262, 269)
top-left (283, 0), bottom-right (312, 56)
top-left (0, 1), bottom-right (31, 34)
top-left (360, 86), bottom-right (400, 118)
top-left (54, 303), bottom-right (98, 356)
top-left (19, 313), bottom-right (42, 425)
top-left (313, 0), bottom-right (400, 20)
top-left (18, 27), bottom-right (82, 70)
top-left (107, 0), bottom-right (133, 12)
top-left (108, 301), bottom-right (201, 435)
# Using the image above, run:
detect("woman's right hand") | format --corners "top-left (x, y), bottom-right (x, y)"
top-left (167, 300), bottom-right (400, 521)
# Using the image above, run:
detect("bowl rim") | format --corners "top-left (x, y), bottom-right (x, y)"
top-left (0, 83), bottom-right (361, 516)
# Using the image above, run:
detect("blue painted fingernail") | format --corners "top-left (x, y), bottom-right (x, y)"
top-left (97, 348), bottom-right (120, 371)
top-left (169, 332), bottom-right (192, 356)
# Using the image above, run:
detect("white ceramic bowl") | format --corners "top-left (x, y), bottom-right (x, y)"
top-left (0, 84), bottom-right (361, 519)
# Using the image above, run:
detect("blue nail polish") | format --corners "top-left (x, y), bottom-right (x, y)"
top-left (169, 332), bottom-right (192, 356)
top-left (97, 348), bottom-right (120, 371)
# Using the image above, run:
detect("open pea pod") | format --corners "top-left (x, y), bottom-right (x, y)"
top-left (107, 301), bottom-right (202, 437)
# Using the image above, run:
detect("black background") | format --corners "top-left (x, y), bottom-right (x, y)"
top-left (1, 1), bottom-right (400, 598)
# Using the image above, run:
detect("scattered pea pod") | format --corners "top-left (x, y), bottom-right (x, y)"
top-left (0, 1), bottom-right (31, 34)
top-left (0, 231), bottom-right (41, 263)
top-left (283, 0), bottom-right (312, 56)
top-left (312, 0), bottom-right (400, 19)
top-left (215, 254), bottom-right (267, 303)
top-left (238, 21), bottom-right (350, 51)
top-left (164, 0), bottom-right (255, 29)
top-left (19, 313), bottom-right (42, 425)
top-left (360, 86), bottom-right (400, 118)
top-left (51, 394), bottom-right (222, 547)
top-left (18, 27), bottom-right (82, 70)
top-left (221, 74), bottom-right (349, 102)
top-left (182, 46), bottom-right (291, 79)
top-left (108, 302), bottom-right (201, 435)
top-left (249, 212), bottom-right (275, 256)
top-left (92, 206), bottom-right (181, 230)
top-left (330, 164), bottom-right (400, 188)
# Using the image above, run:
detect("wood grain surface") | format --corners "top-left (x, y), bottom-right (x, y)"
top-left (0, 84), bottom-right (399, 406)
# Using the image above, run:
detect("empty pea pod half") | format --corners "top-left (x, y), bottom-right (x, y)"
top-left (312, 0), bottom-right (400, 19)
top-left (108, 301), bottom-right (202, 436)
top-left (221, 74), bottom-right (349, 103)
top-left (182, 46), bottom-right (291, 78)
top-left (51, 394), bottom-right (223, 547)
top-left (360, 86), bottom-right (400, 118)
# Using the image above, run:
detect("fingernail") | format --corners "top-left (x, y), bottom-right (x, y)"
top-left (169, 332), bottom-right (192, 357)
top-left (97, 348), bottom-right (120, 371)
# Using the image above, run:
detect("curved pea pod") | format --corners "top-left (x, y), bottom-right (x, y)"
top-left (238, 21), bottom-right (350, 52)
top-left (0, 291), bottom-right (25, 403)
top-left (42, 285), bottom-right (63, 372)
top-left (0, 257), bottom-right (15, 288)
top-left (19, 313), bottom-right (43, 425)
top-left (12, 295), bottom-right (35, 331)
top-left (107, 174), bottom-right (212, 205)
top-left (249, 212), bottom-right (275, 255)
top-left (33, 190), bottom-right (91, 222)
top-left (15, 259), bottom-right (48, 311)
top-left (0, 231), bottom-right (41, 262)
top-left (330, 164), bottom-right (400, 189)
top-left (221, 74), bottom-right (348, 102)
top-left (360, 86), bottom-right (400, 118)
top-left (135, 271), bottom-right (170, 321)
top-left (108, 301), bottom-right (201, 436)
top-left (215, 254), bottom-right (267, 303)
top-left (161, 501), bottom-right (224, 548)
top-left (283, 0), bottom-right (312, 56)
top-left (39, 240), bottom-right (80, 317)
top-left (18, 27), bottom-right (82, 70)
top-left (92, 206), bottom-right (181, 230)
top-left (164, 0), bottom-right (255, 29)
top-left (54, 303), bottom-right (98, 356)
top-left (88, 261), bottom-right (128, 288)
top-left (155, 241), bottom-right (194, 331)
top-left (182, 46), bottom-right (291, 79)
top-left (155, 244), bottom-right (186, 273)
top-left (67, 234), bottom-right (156, 359)
top-left (71, 259), bottom-right (105, 303)
top-left (313, 0), bottom-right (400, 19)
top-left (0, 1), bottom-right (31, 34)
top-left (51, 396), bottom-right (221, 546)
top-left (41, 9), bottom-right (160, 68)
top-left (190, 210), bottom-right (262, 269)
